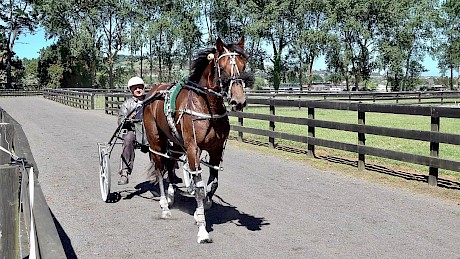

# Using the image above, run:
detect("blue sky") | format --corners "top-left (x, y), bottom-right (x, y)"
top-left (15, 30), bottom-right (454, 77)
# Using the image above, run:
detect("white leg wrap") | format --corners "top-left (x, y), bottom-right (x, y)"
top-left (167, 184), bottom-right (175, 206)
top-left (194, 207), bottom-right (205, 223)
top-left (159, 196), bottom-right (168, 208)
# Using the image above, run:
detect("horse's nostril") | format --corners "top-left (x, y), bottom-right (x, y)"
top-left (230, 100), bottom-right (237, 105)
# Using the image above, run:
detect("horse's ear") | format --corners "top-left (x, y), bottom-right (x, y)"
top-left (216, 37), bottom-right (225, 53)
top-left (237, 36), bottom-right (245, 49)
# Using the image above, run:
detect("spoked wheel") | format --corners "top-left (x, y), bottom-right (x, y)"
top-left (98, 143), bottom-right (111, 202)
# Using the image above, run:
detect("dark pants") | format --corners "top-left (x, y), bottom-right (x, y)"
top-left (121, 130), bottom-right (136, 174)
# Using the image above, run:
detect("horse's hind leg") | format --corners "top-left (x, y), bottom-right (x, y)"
top-left (204, 151), bottom-right (223, 209)
top-left (158, 168), bottom-right (172, 219)
top-left (147, 154), bottom-right (172, 219)
top-left (165, 158), bottom-right (176, 206)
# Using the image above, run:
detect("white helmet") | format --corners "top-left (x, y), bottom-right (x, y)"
top-left (127, 76), bottom-right (144, 89)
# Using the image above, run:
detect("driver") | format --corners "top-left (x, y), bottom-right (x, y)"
top-left (117, 76), bottom-right (146, 185)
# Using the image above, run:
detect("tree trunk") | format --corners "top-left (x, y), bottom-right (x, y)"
top-left (298, 51), bottom-right (303, 91)
top-left (345, 68), bottom-right (350, 91)
top-left (308, 53), bottom-right (316, 90)
top-left (385, 70), bottom-right (389, 92)
top-left (140, 45), bottom-right (143, 79)
top-left (273, 53), bottom-right (281, 91)
top-left (6, 51), bottom-right (12, 89)
top-left (149, 37), bottom-right (153, 83)
top-left (403, 48), bottom-right (413, 92)
top-left (457, 65), bottom-right (460, 89)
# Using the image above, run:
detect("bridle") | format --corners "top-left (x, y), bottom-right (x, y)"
top-left (214, 49), bottom-right (246, 99)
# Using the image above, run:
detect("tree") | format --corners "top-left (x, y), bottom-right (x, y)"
top-left (437, 0), bottom-right (460, 89)
top-left (292, 0), bottom-right (328, 90)
top-left (325, 0), bottom-right (382, 91)
top-left (22, 57), bottom-right (38, 86)
top-left (246, 0), bottom-right (297, 90)
top-left (1, 0), bottom-right (37, 88)
top-left (377, 0), bottom-right (438, 91)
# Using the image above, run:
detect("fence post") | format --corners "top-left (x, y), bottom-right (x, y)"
top-left (237, 113), bottom-right (243, 142)
top-left (105, 95), bottom-right (109, 114)
top-left (269, 98), bottom-right (275, 149)
top-left (0, 165), bottom-right (20, 259)
top-left (358, 104), bottom-right (366, 170)
top-left (90, 93), bottom-right (95, 110)
top-left (429, 108), bottom-right (440, 186)
top-left (307, 107), bottom-right (315, 158)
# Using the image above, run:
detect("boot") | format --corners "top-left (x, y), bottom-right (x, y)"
top-left (118, 170), bottom-right (129, 185)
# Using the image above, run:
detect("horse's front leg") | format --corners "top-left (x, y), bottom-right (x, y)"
top-left (186, 146), bottom-right (212, 243)
top-left (204, 150), bottom-right (223, 210)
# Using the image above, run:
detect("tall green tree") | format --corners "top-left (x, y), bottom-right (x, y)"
top-left (292, 0), bottom-right (328, 90)
top-left (437, 0), bottom-right (460, 89)
top-left (325, 0), bottom-right (381, 91)
top-left (377, 0), bottom-right (438, 91)
top-left (1, 0), bottom-right (37, 88)
top-left (246, 0), bottom-right (297, 90)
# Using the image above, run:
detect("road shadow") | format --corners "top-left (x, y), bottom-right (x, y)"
top-left (104, 181), bottom-right (160, 203)
top-left (170, 188), bottom-right (270, 233)
top-left (51, 209), bottom-right (78, 259)
top-left (108, 180), bottom-right (269, 233)
top-left (233, 137), bottom-right (460, 191)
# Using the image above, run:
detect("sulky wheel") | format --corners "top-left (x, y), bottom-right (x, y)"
top-left (99, 147), bottom-right (111, 202)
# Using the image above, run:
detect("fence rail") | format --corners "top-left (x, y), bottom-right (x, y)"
top-left (246, 90), bottom-right (460, 103)
top-left (43, 88), bottom-right (95, 109)
top-left (229, 98), bottom-right (460, 186)
top-left (0, 108), bottom-right (65, 258)
top-left (43, 88), bottom-right (460, 186)
top-left (0, 89), bottom-right (42, 97)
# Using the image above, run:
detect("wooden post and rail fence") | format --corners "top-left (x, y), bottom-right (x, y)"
top-left (3, 88), bottom-right (460, 187)
top-left (0, 108), bottom-right (65, 258)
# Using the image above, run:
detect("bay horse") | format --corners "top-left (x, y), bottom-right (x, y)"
top-left (143, 37), bottom-right (249, 243)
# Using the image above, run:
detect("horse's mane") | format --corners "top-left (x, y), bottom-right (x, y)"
top-left (189, 48), bottom-right (217, 83)
top-left (188, 42), bottom-right (249, 84)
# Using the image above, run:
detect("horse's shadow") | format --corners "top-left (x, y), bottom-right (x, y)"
top-left (110, 181), bottom-right (270, 233)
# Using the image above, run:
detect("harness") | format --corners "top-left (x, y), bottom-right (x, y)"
top-left (151, 48), bottom-right (243, 170)
top-left (164, 81), bottom-right (185, 144)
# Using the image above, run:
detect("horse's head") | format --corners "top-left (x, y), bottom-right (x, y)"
top-left (214, 37), bottom-right (248, 111)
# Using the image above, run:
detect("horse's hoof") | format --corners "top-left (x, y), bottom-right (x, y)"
top-left (161, 210), bottom-right (172, 219)
top-left (197, 226), bottom-right (212, 244)
top-left (204, 197), bottom-right (212, 210)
